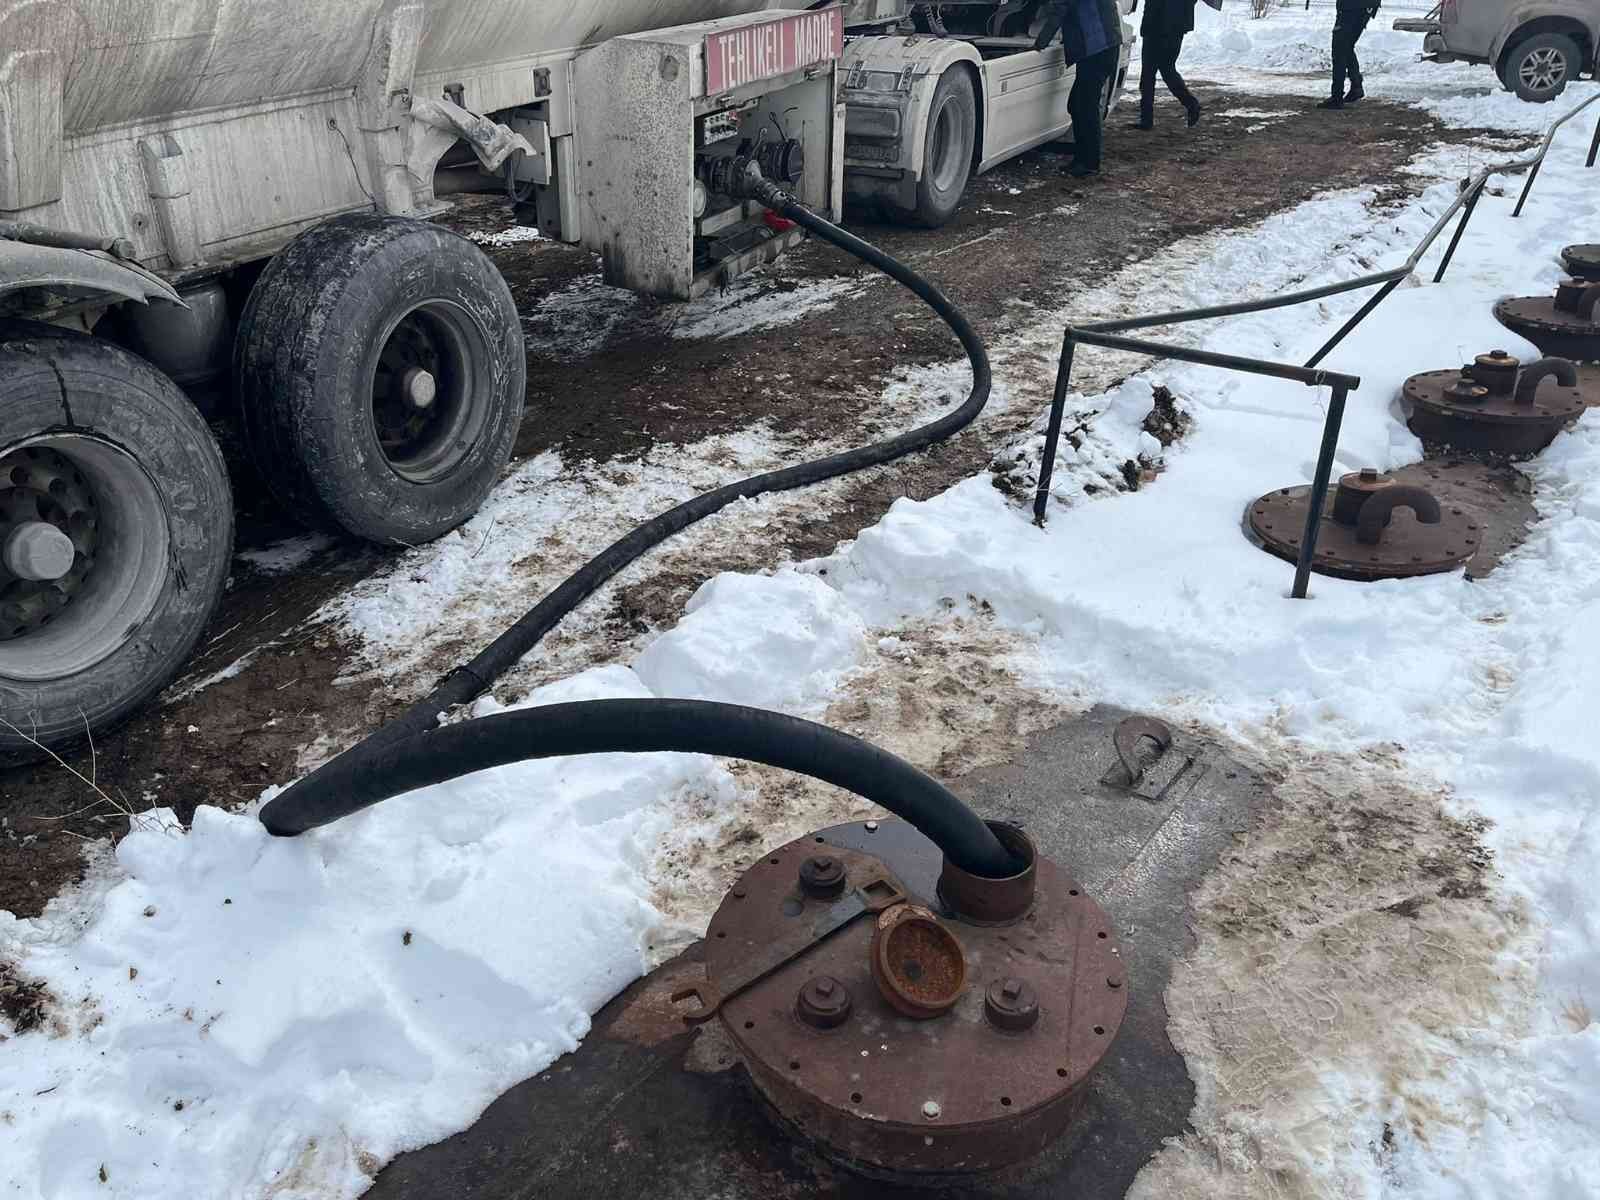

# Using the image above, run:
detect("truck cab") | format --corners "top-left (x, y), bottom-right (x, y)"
top-left (1395, 0), bottom-right (1599, 101)
top-left (840, 0), bottom-right (1137, 225)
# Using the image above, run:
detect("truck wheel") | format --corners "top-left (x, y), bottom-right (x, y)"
top-left (0, 321), bottom-right (232, 756)
top-left (1500, 33), bottom-right (1580, 102)
top-left (892, 67), bottom-right (977, 229)
top-left (234, 214), bottom-right (525, 545)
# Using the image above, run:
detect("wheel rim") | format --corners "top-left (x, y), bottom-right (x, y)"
top-left (929, 102), bottom-right (965, 194)
top-left (1519, 47), bottom-right (1566, 92)
top-left (370, 301), bottom-right (491, 484)
top-left (0, 437), bottom-right (169, 683)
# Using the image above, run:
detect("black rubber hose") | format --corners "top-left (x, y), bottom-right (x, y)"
top-left (258, 699), bottom-right (1019, 878)
top-left (262, 182), bottom-right (1013, 875)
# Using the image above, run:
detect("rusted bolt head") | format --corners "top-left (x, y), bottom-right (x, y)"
top-left (984, 976), bottom-right (1040, 1031)
top-left (1359, 467), bottom-right (1378, 482)
top-left (798, 855), bottom-right (846, 898)
top-left (922, 1100), bottom-right (942, 1120)
top-left (796, 975), bottom-right (852, 1029)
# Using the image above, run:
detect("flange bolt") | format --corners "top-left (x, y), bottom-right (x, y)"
top-left (984, 976), bottom-right (1041, 1032)
top-left (798, 854), bottom-right (847, 898)
top-left (796, 975), bottom-right (853, 1029)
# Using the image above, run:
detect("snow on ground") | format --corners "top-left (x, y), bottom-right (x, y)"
top-left (668, 275), bottom-right (864, 339)
top-left (234, 535), bottom-right (337, 577)
top-left (466, 225), bottom-right (544, 248)
top-left (1180, 1), bottom-right (1600, 134)
top-left (5, 31), bottom-right (1600, 1200)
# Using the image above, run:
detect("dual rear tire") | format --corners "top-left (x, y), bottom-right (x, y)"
top-left (0, 216), bottom-right (525, 754)
top-left (235, 215), bottom-right (525, 544)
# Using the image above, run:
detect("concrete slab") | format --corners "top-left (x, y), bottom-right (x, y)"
top-left (367, 706), bottom-right (1272, 1199)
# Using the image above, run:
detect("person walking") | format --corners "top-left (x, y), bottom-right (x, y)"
top-left (1130, 0), bottom-right (1201, 130)
top-left (1033, 0), bottom-right (1125, 177)
top-left (1321, 0), bottom-right (1381, 108)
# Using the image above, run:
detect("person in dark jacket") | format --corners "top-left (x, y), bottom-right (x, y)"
top-left (1131, 0), bottom-right (1201, 129)
top-left (1321, 0), bottom-right (1380, 108)
top-left (1034, 0), bottom-right (1124, 177)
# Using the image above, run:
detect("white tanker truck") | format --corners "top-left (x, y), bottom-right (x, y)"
top-left (0, 0), bottom-right (1130, 752)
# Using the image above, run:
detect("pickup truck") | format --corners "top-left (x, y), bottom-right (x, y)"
top-left (1394, 0), bottom-right (1599, 101)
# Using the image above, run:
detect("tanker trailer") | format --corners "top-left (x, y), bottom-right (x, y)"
top-left (0, 0), bottom-right (846, 753)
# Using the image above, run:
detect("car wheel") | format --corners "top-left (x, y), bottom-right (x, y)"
top-left (1501, 32), bottom-right (1580, 102)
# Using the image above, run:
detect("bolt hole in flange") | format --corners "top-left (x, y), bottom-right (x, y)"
top-left (702, 822), bottom-right (1128, 1179)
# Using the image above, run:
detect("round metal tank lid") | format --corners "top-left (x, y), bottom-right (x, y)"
top-left (702, 823), bottom-right (1128, 1179)
top-left (1246, 483), bottom-right (1480, 581)
top-left (1561, 244), bottom-right (1600, 281)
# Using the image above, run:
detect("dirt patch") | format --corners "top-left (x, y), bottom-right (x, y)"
top-left (1128, 741), bottom-right (1531, 1200)
top-left (0, 92), bottom-right (1523, 919)
top-left (646, 614), bottom-right (1066, 959)
top-left (0, 960), bottom-right (56, 1037)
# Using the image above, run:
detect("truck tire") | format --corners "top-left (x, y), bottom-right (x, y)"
top-left (892, 67), bottom-right (977, 229)
top-left (0, 321), bottom-right (232, 756)
top-left (1500, 32), bottom-right (1580, 102)
top-left (234, 214), bottom-right (525, 545)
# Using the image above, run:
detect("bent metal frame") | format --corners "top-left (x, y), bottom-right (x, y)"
top-left (1032, 92), bottom-right (1600, 599)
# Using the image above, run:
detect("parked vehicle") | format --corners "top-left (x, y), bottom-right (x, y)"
top-left (0, 0), bottom-right (1129, 754)
top-left (1394, 0), bottom-right (1599, 101)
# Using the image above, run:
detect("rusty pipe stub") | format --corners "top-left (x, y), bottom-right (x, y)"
top-left (938, 821), bottom-right (1037, 924)
top-left (871, 904), bottom-right (968, 1019)
top-left (1331, 468), bottom-right (1393, 526)
top-left (1468, 349), bottom-right (1519, 394)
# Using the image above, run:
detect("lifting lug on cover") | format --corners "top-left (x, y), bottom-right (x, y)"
top-left (1354, 485), bottom-right (1441, 545)
top-left (1112, 715), bottom-right (1173, 786)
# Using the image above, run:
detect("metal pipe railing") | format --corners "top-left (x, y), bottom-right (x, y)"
top-left (1032, 328), bottom-right (1358, 598)
top-left (1512, 90), bottom-right (1600, 218)
top-left (1029, 92), bottom-right (1599, 597)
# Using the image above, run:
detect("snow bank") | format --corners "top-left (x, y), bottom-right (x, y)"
top-left (635, 570), bottom-right (868, 713)
top-left (0, 665), bottom-right (733, 1199)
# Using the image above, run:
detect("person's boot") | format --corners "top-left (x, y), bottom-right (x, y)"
top-left (1066, 160), bottom-right (1100, 178)
top-left (1186, 100), bottom-right (1202, 127)
top-left (1344, 85), bottom-right (1365, 103)
top-left (1318, 96), bottom-right (1344, 109)
top-left (1128, 117), bottom-right (1154, 130)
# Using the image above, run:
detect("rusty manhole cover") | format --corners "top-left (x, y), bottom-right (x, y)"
top-left (1494, 278), bottom-right (1600, 361)
top-left (1247, 469), bottom-right (1481, 581)
top-left (1403, 349), bottom-right (1587, 456)
top-left (701, 822), bottom-right (1127, 1180)
top-left (1562, 243), bottom-right (1600, 281)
